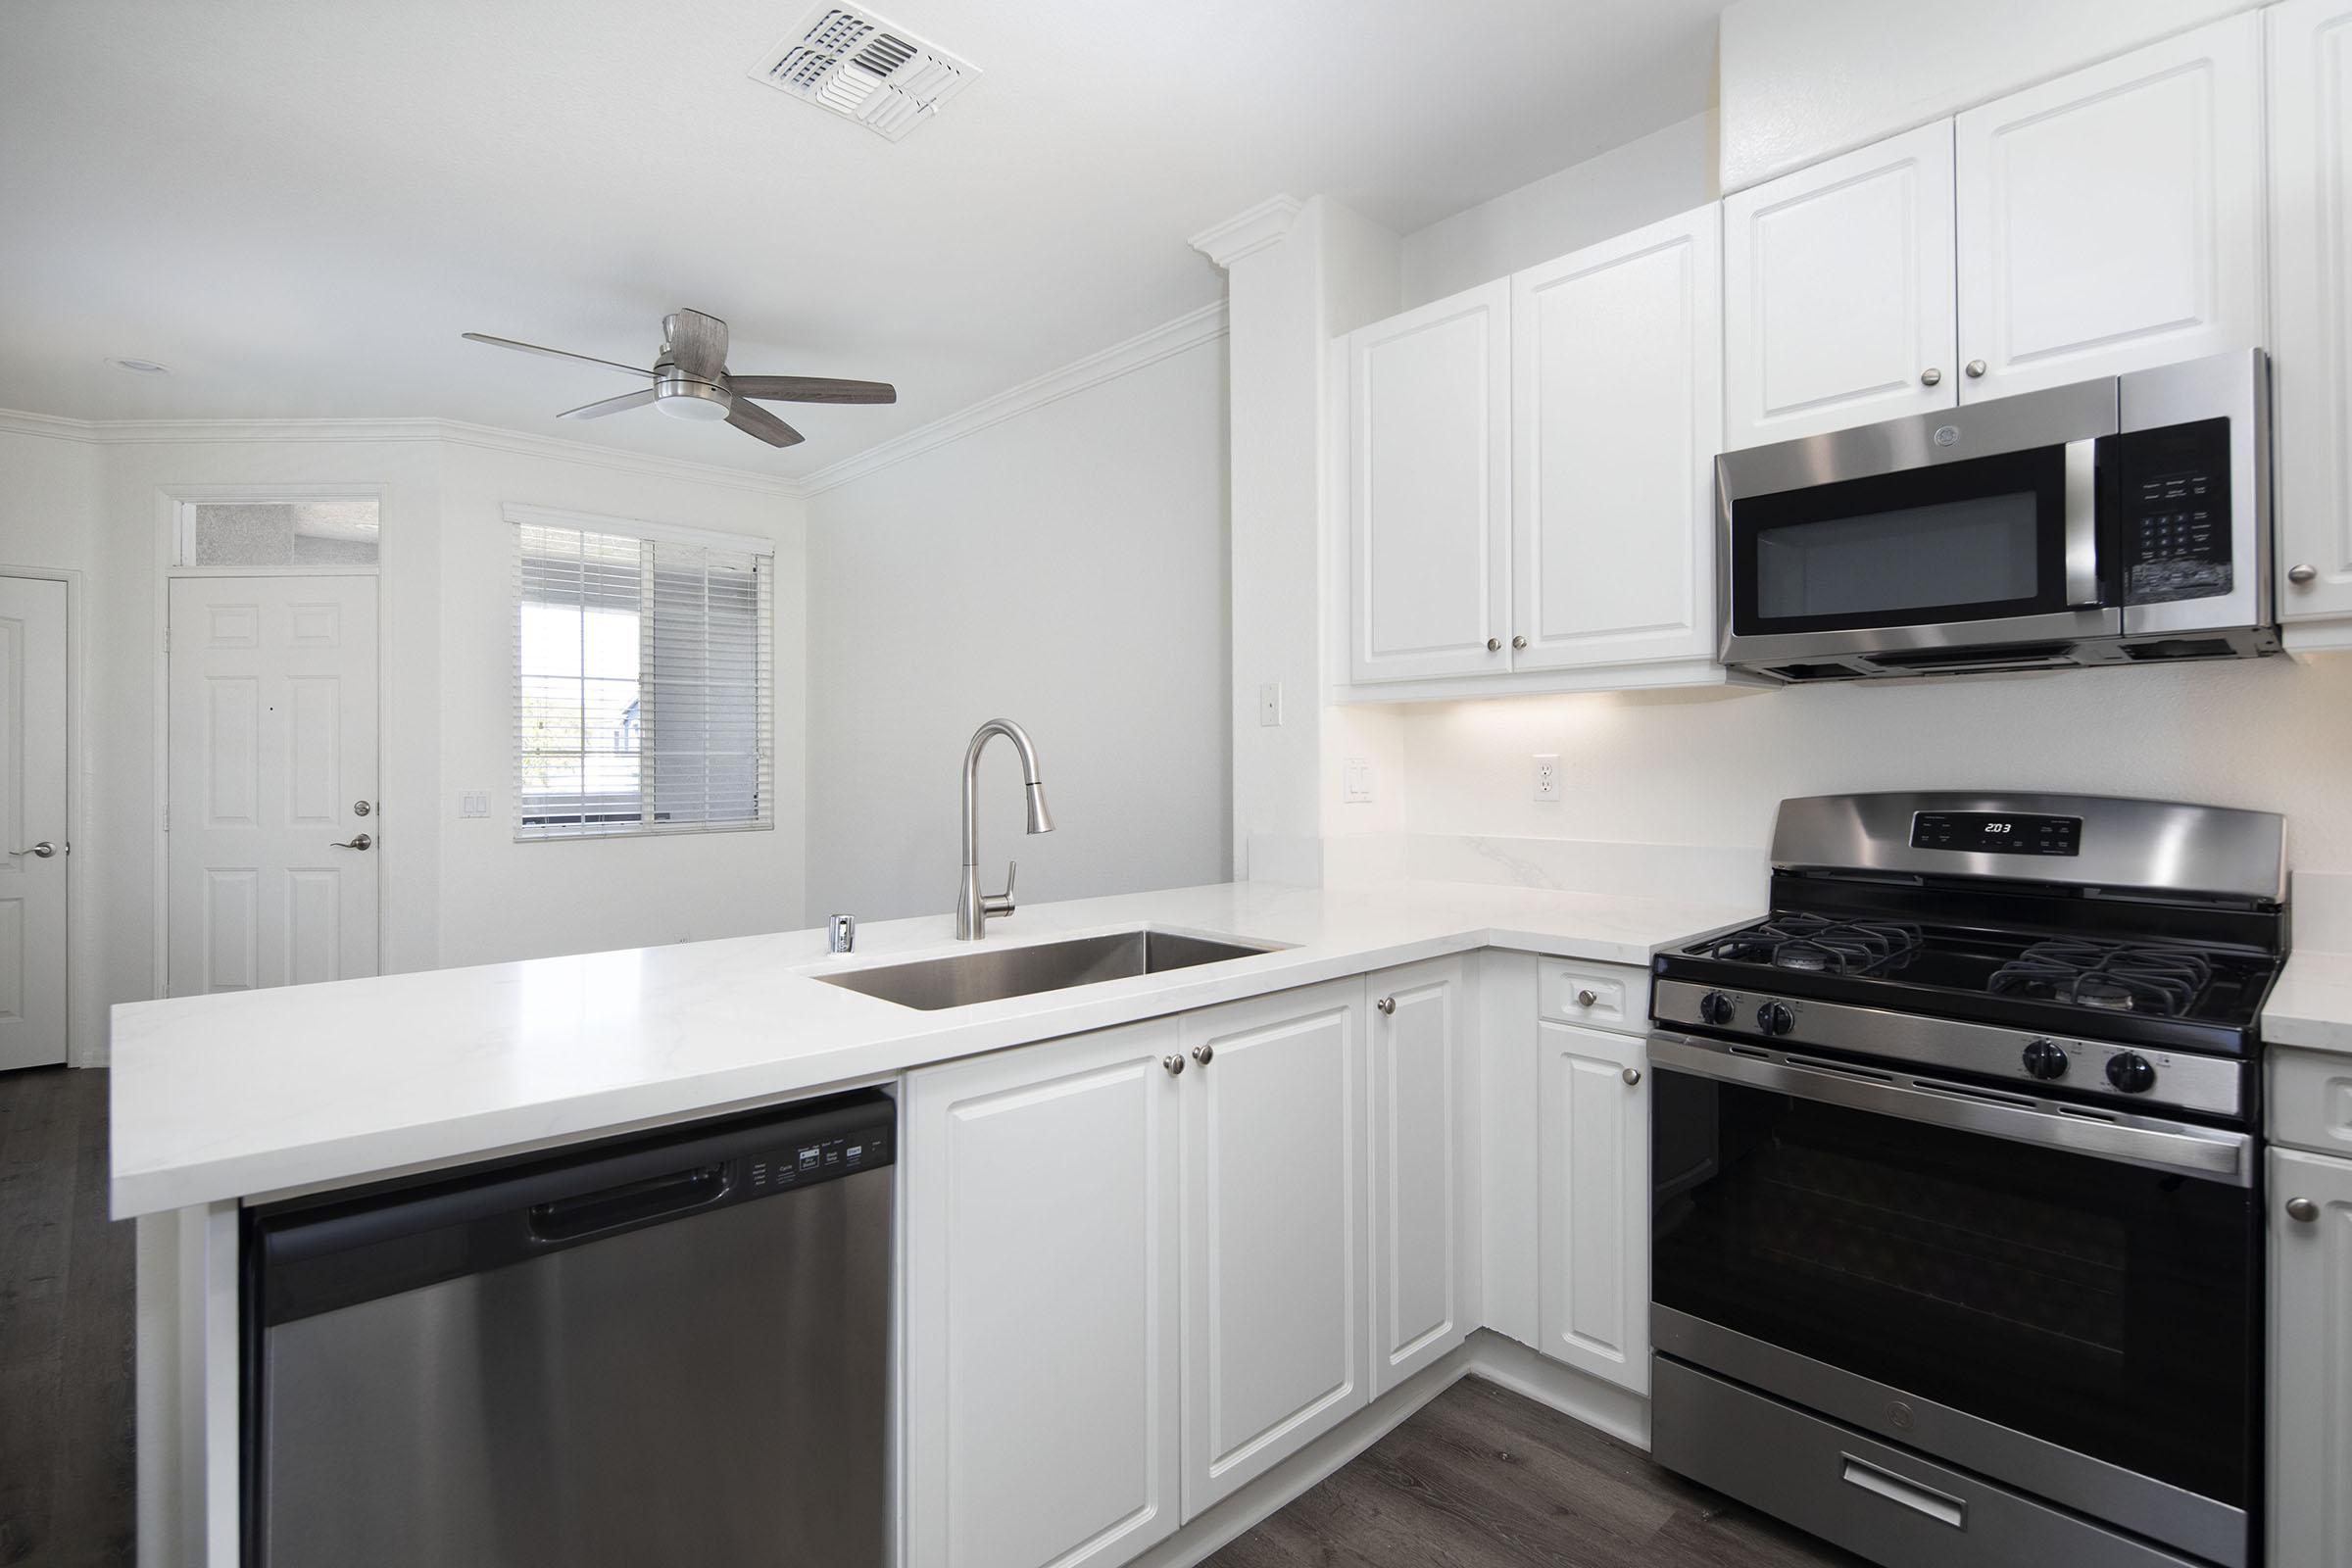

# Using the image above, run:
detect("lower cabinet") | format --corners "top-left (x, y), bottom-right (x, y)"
top-left (1366, 957), bottom-right (1476, 1397)
top-left (1536, 1019), bottom-right (1651, 1395)
top-left (2270, 1147), bottom-right (2352, 1567)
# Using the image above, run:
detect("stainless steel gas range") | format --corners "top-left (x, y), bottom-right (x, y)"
top-left (1646, 792), bottom-right (2286, 1568)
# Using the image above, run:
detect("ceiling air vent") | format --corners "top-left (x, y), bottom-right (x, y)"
top-left (750, 5), bottom-right (978, 141)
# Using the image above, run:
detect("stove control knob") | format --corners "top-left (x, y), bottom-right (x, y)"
top-left (1755, 1001), bottom-right (1794, 1037)
top-left (2105, 1052), bottom-right (2157, 1094)
top-left (1699, 991), bottom-right (1738, 1027)
top-left (2021, 1039), bottom-right (2069, 1080)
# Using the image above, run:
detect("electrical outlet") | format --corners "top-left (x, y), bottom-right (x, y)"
top-left (1258, 683), bottom-right (1283, 726)
top-left (1532, 754), bottom-right (1561, 802)
top-left (1344, 758), bottom-right (1376, 804)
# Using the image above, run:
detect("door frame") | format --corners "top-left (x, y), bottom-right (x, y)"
top-left (151, 484), bottom-right (388, 996)
top-left (0, 564), bottom-right (85, 1065)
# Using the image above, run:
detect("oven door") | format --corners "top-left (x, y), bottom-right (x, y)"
top-left (1647, 1033), bottom-right (2257, 1568)
top-left (1718, 377), bottom-right (2122, 671)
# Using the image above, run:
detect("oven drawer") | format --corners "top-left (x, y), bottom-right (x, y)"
top-left (1652, 1358), bottom-right (2207, 1568)
top-left (2268, 1046), bottom-right (2352, 1159)
top-left (1538, 961), bottom-right (1646, 1032)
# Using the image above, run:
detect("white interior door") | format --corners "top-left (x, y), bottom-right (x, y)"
top-left (0, 576), bottom-right (68, 1070)
top-left (169, 576), bottom-right (379, 995)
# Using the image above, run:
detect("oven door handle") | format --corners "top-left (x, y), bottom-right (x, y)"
top-left (1646, 1033), bottom-right (2250, 1184)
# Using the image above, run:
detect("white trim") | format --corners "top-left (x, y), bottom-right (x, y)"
top-left (1188, 193), bottom-right (1305, 269)
top-left (793, 300), bottom-right (1231, 496)
top-left (502, 501), bottom-right (778, 558)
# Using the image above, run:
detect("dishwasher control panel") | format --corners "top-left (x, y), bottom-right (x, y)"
top-left (746, 1125), bottom-right (893, 1192)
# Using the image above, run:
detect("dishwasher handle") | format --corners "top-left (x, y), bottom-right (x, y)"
top-left (528, 1162), bottom-right (730, 1243)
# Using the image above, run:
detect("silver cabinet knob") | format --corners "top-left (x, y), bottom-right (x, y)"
top-left (1576, 989), bottom-right (1599, 1008)
top-left (8, 841), bottom-right (58, 859)
top-left (1162, 1054), bottom-right (1185, 1077)
top-left (1622, 1067), bottom-right (1642, 1087)
top-left (1965, 360), bottom-right (1987, 378)
top-left (1486, 637), bottom-right (1502, 653)
top-left (2287, 1196), bottom-right (2321, 1223)
top-left (329, 833), bottom-right (372, 851)
top-left (1191, 1044), bottom-right (1213, 1067)
top-left (1920, 368), bottom-right (1942, 386)
top-left (1375, 996), bottom-right (1396, 1015)
top-left (2289, 564), bottom-right (2319, 585)
top-left (1511, 635), bottom-right (1528, 650)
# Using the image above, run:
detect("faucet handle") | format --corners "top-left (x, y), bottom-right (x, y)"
top-left (982, 859), bottom-right (1018, 919)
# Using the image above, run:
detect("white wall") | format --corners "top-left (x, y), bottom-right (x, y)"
top-left (1717, 0), bottom-right (2264, 190)
top-left (803, 335), bottom-right (1233, 923)
top-left (1398, 111), bottom-right (1720, 309)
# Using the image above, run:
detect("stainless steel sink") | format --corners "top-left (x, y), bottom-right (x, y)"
top-left (812, 928), bottom-right (1280, 1011)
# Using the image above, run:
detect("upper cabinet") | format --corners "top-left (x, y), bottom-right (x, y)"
top-left (1512, 207), bottom-right (1723, 670)
top-left (2270, 0), bottom-right (2352, 636)
top-left (1954, 13), bottom-right (2267, 401)
top-left (1346, 281), bottom-right (1511, 683)
top-left (1723, 122), bottom-right (1959, 450)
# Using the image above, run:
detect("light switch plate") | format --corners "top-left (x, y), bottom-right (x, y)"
top-left (1258, 683), bottom-right (1282, 726)
top-left (460, 791), bottom-right (490, 818)
top-left (1344, 758), bottom-right (1376, 803)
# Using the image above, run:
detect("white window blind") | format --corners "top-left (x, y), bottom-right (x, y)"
top-left (514, 516), bottom-right (774, 839)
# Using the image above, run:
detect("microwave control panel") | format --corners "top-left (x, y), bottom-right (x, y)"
top-left (2113, 416), bottom-right (2232, 605)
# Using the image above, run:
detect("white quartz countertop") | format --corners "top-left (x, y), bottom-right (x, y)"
top-left (109, 879), bottom-right (1754, 1218)
top-left (2264, 949), bottom-right (2352, 1056)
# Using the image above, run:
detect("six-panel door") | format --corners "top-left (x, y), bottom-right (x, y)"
top-left (2269, 1148), bottom-right (2352, 1568)
top-left (1954, 12), bottom-right (2266, 402)
top-left (1537, 1019), bottom-right (1651, 1395)
top-left (902, 1018), bottom-right (1186, 1568)
top-left (1181, 980), bottom-right (1369, 1515)
top-left (2270, 0), bottom-right (2352, 628)
top-left (1510, 206), bottom-right (1723, 672)
top-left (1368, 957), bottom-right (1474, 1397)
top-left (1722, 120), bottom-right (1959, 450)
top-left (1346, 280), bottom-right (1512, 683)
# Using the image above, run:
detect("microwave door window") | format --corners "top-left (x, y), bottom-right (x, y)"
top-left (1755, 492), bottom-right (2042, 621)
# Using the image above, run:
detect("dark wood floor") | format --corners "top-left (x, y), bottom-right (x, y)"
top-left (1206, 1374), bottom-right (1870, 1568)
top-left (1, 1065), bottom-right (134, 1568)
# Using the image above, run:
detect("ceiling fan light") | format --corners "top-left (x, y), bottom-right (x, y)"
top-left (654, 372), bottom-right (733, 421)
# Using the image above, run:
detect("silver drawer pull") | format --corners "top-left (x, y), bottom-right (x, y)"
top-left (1840, 1454), bottom-right (1966, 1529)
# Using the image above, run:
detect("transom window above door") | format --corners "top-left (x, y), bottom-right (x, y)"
top-left (178, 498), bottom-right (381, 566)
top-left (512, 507), bottom-right (775, 840)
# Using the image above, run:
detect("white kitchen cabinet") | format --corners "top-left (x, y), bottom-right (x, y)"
top-left (1955, 13), bottom-right (2266, 402)
top-left (902, 1019), bottom-right (1185, 1568)
top-left (1180, 979), bottom-right (1369, 1514)
top-left (1510, 206), bottom-right (1722, 671)
top-left (2269, 1148), bottom-right (2352, 1568)
top-left (1537, 1019), bottom-right (1650, 1395)
top-left (2270, 0), bottom-right (2352, 636)
top-left (1346, 280), bottom-right (1512, 683)
top-left (1366, 957), bottom-right (1475, 1397)
top-left (1723, 121), bottom-right (1958, 450)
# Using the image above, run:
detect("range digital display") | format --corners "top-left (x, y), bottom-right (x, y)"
top-left (1911, 811), bottom-right (2082, 857)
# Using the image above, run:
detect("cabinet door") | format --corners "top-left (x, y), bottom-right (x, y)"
top-left (2271, 0), bottom-right (2352, 626)
top-left (903, 1020), bottom-right (1184, 1568)
top-left (2270, 1148), bottom-right (2352, 1567)
top-left (1955, 13), bottom-right (2265, 402)
top-left (1723, 121), bottom-right (1958, 449)
top-left (1347, 281), bottom-right (1512, 682)
top-left (1181, 980), bottom-right (1368, 1515)
top-left (1537, 1020), bottom-right (1650, 1394)
top-left (1511, 206), bottom-right (1722, 670)
top-left (1367, 957), bottom-right (1474, 1397)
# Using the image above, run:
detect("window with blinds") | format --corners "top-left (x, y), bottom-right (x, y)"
top-left (514, 515), bottom-right (774, 839)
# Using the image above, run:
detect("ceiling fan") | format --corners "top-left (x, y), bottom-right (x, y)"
top-left (462, 307), bottom-right (895, 448)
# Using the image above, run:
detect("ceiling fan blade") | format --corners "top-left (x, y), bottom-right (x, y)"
top-left (462, 332), bottom-right (655, 379)
top-left (663, 309), bottom-right (729, 382)
top-left (725, 399), bottom-right (805, 448)
top-left (729, 374), bottom-right (898, 406)
top-left (558, 387), bottom-right (661, 420)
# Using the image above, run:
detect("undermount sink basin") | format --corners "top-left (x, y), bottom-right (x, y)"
top-left (813, 928), bottom-right (1282, 1011)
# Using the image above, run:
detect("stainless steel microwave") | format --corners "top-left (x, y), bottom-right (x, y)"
top-left (1717, 350), bottom-right (2277, 681)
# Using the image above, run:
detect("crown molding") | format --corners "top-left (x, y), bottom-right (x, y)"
top-left (1188, 194), bottom-right (1304, 269)
top-left (794, 298), bottom-right (1230, 498)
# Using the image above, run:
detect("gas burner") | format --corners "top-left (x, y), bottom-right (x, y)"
top-left (1986, 941), bottom-right (2215, 1018)
top-left (1701, 915), bottom-right (1924, 977)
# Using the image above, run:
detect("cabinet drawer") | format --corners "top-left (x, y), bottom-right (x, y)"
top-left (2269, 1047), bottom-right (2352, 1159)
top-left (1538, 961), bottom-right (1648, 1031)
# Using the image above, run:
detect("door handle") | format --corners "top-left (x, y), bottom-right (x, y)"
top-left (8, 841), bottom-right (59, 858)
top-left (329, 833), bottom-right (372, 851)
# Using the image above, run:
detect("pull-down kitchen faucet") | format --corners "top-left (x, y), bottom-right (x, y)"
top-left (956, 718), bottom-right (1054, 940)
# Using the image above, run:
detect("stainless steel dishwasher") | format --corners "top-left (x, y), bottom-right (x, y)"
top-left (246, 1091), bottom-right (894, 1568)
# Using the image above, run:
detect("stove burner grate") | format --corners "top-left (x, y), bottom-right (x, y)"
top-left (1986, 940), bottom-right (2214, 1017)
top-left (1699, 914), bottom-right (1924, 976)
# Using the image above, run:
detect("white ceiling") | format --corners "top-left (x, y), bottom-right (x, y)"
top-left (0, 0), bottom-right (1727, 476)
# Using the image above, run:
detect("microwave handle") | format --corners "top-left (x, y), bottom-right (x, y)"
top-left (2063, 437), bottom-right (2102, 607)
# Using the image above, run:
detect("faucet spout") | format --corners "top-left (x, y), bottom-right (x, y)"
top-left (957, 719), bottom-right (1054, 940)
